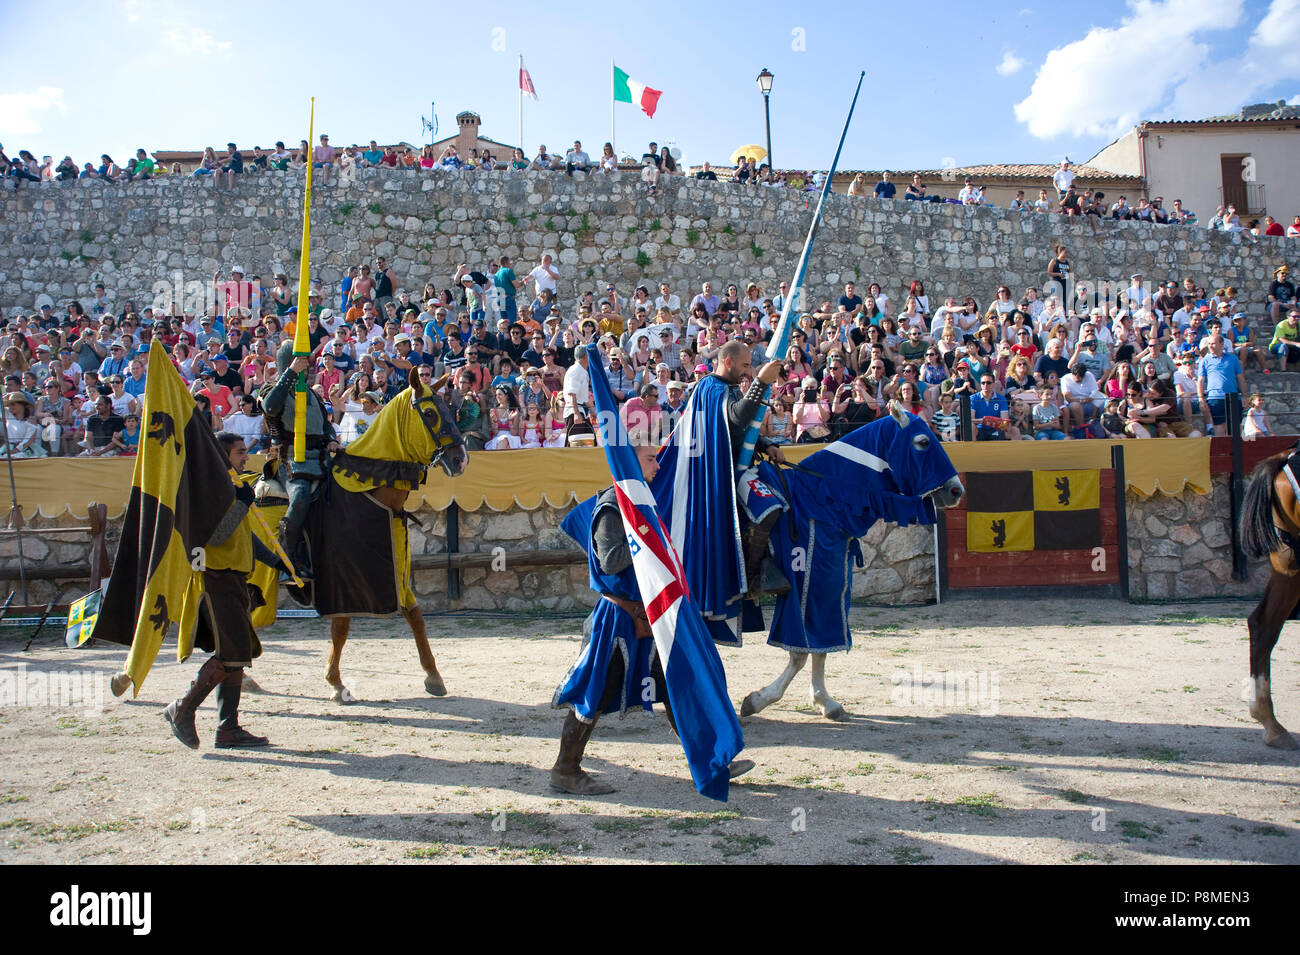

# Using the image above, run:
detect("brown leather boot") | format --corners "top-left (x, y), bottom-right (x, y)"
top-left (163, 657), bottom-right (227, 750)
top-left (549, 711), bottom-right (614, 795)
top-left (214, 668), bottom-right (269, 748)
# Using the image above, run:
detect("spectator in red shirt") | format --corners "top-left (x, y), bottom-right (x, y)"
top-left (1263, 215), bottom-right (1285, 237)
top-left (196, 369), bottom-right (235, 418)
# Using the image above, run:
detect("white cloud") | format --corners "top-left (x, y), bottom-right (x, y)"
top-left (1014, 0), bottom-right (1243, 139)
top-left (1169, 0), bottom-right (1300, 118)
top-left (162, 27), bottom-right (233, 56)
top-left (122, 0), bottom-right (140, 22)
top-left (996, 52), bottom-right (1025, 76)
top-left (0, 86), bottom-right (67, 137)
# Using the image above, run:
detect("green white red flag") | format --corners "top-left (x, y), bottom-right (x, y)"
top-left (613, 65), bottom-right (661, 118)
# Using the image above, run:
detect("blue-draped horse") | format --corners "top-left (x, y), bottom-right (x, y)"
top-left (738, 402), bottom-right (964, 721)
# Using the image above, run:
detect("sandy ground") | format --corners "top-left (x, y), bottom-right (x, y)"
top-left (0, 596), bottom-right (1297, 865)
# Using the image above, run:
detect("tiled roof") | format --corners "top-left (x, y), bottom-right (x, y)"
top-left (833, 164), bottom-right (1144, 183)
top-left (1143, 101), bottom-right (1300, 128)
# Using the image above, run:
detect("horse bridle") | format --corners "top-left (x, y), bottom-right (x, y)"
top-left (411, 392), bottom-right (459, 468)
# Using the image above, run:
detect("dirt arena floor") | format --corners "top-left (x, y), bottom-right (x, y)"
top-left (1, 596), bottom-right (1297, 865)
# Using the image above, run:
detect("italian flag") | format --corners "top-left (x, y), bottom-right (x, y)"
top-left (614, 65), bottom-right (662, 118)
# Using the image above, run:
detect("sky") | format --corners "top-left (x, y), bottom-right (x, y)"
top-left (2, 0), bottom-right (1298, 173)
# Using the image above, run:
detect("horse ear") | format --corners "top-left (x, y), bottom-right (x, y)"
top-left (407, 366), bottom-right (424, 394)
top-left (430, 373), bottom-right (450, 394)
top-left (887, 399), bottom-right (909, 429)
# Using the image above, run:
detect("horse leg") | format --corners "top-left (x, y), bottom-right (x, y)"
top-left (325, 616), bottom-right (358, 704)
top-left (740, 652), bottom-right (807, 717)
top-left (403, 604), bottom-right (447, 696)
top-left (809, 653), bottom-right (848, 721)
top-left (1247, 567), bottom-right (1299, 749)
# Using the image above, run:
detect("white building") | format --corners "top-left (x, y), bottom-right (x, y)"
top-left (1087, 101), bottom-right (1300, 226)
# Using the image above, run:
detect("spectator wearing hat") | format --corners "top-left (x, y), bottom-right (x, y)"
top-left (1229, 312), bottom-right (1268, 372)
top-left (1, 391), bottom-right (46, 458)
top-left (660, 378), bottom-right (688, 431)
top-left (195, 367), bottom-right (236, 419)
top-left (604, 349), bottom-right (639, 403)
top-left (1267, 265), bottom-right (1296, 325)
top-left (98, 340), bottom-right (130, 379)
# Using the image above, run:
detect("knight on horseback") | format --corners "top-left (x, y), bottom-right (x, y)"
top-left (260, 341), bottom-right (339, 580)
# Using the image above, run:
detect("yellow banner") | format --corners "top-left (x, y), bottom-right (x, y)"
top-left (966, 509), bottom-right (1034, 553)
top-left (1032, 469), bottom-right (1100, 512)
top-left (293, 98), bottom-right (315, 463)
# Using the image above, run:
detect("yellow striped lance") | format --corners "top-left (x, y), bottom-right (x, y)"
top-left (293, 98), bottom-right (316, 463)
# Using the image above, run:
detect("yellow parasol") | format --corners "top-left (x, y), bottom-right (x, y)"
top-left (730, 144), bottom-right (767, 165)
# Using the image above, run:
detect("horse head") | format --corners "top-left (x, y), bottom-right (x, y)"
top-left (881, 400), bottom-right (964, 508)
top-left (408, 367), bottom-right (468, 477)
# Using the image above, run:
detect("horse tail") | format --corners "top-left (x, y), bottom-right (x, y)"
top-left (1241, 456), bottom-right (1286, 560)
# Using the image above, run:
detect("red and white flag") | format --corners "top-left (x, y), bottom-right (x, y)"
top-left (519, 58), bottom-right (538, 100)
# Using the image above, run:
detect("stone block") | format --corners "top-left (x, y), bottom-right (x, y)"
top-left (1168, 524), bottom-right (1200, 546)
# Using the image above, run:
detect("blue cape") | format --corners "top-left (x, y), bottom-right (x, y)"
top-left (652, 375), bottom-right (746, 646)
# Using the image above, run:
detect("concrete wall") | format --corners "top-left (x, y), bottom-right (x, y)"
top-left (1147, 127), bottom-right (1300, 223)
top-left (0, 164), bottom-right (1288, 319)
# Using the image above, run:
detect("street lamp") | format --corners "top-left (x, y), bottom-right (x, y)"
top-left (757, 68), bottom-right (774, 173)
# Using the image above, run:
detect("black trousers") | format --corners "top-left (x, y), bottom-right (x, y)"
top-left (596, 641), bottom-right (676, 733)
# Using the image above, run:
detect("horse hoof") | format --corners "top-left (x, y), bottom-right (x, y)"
top-left (241, 675), bottom-right (265, 694)
top-left (739, 694), bottom-right (759, 718)
top-left (330, 685), bottom-right (357, 704)
top-left (549, 769), bottom-right (615, 796)
top-left (424, 674), bottom-right (447, 697)
top-left (1265, 731), bottom-right (1299, 750)
top-left (110, 673), bottom-right (132, 698)
top-left (822, 703), bottom-right (849, 722)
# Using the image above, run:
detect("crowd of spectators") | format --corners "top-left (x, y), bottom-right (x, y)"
top-left (2, 248), bottom-right (1295, 459)
top-left (8, 138), bottom-right (1300, 242)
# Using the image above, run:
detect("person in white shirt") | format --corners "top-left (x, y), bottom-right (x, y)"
top-left (339, 391), bottom-right (383, 446)
top-left (222, 396), bottom-right (265, 451)
top-left (1059, 363), bottom-right (1102, 431)
top-left (562, 346), bottom-right (593, 443)
top-left (957, 178), bottom-right (977, 204)
top-left (528, 254), bottom-right (559, 299)
top-left (1033, 189), bottom-right (1053, 213)
top-left (654, 282), bottom-right (681, 317)
top-left (1052, 160), bottom-right (1074, 198)
top-left (1124, 274), bottom-right (1150, 310)
top-left (564, 141), bottom-right (592, 175)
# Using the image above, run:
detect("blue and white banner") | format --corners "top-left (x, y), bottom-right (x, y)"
top-left (585, 344), bottom-right (744, 801)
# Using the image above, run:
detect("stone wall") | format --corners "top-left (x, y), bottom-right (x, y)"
top-left (1, 166), bottom-right (1289, 315)
top-left (1126, 474), bottom-right (1270, 600)
top-left (7, 477), bottom-right (1267, 612)
top-left (1, 502), bottom-right (938, 611)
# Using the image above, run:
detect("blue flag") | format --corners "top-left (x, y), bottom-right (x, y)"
top-left (584, 344), bottom-right (744, 801)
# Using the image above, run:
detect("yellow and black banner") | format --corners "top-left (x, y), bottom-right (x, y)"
top-left (92, 341), bottom-right (236, 696)
top-left (966, 469), bottom-right (1101, 553)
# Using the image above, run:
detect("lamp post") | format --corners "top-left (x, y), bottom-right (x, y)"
top-left (757, 68), bottom-right (774, 174)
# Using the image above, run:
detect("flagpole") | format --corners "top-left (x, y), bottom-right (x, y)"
top-left (610, 59), bottom-right (616, 158)
top-left (737, 71), bottom-right (865, 468)
top-left (518, 55), bottom-right (524, 157)
top-left (292, 98), bottom-right (315, 464)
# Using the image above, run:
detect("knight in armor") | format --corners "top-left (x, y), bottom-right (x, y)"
top-left (259, 341), bottom-right (339, 579)
top-left (709, 340), bottom-right (791, 598)
top-left (551, 434), bottom-right (753, 794)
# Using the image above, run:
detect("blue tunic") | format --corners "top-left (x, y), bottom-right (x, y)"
top-left (552, 491), bottom-right (658, 722)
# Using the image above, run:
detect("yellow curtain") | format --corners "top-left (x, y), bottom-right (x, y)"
top-left (9, 438), bottom-right (1211, 519)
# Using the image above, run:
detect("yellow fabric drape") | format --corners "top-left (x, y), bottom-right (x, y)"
top-left (10, 438), bottom-right (1211, 519)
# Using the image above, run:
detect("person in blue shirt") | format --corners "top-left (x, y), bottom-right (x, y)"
top-left (873, 171), bottom-right (896, 198)
top-left (494, 256), bottom-right (522, 324)
top-left (97, 341), bottom-right (130, 379)
top-left (1195, 334), bottom-right (1246, 436)
top-left (969, 373), bottom-right (1011, 440)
